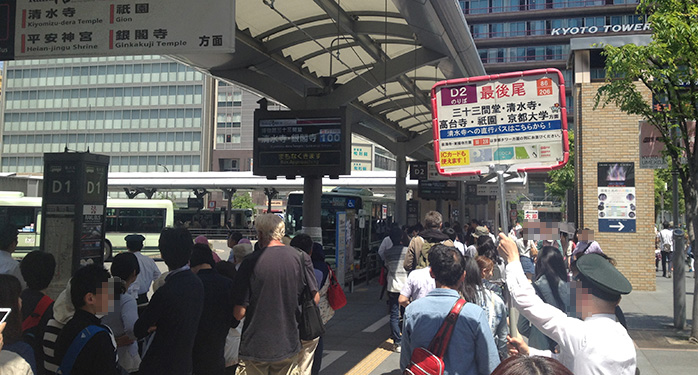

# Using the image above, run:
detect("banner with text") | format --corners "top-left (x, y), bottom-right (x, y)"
top-left (0, 0), bottom-right (234, 60)
top-left (431, 69), bottom-right (569, 176)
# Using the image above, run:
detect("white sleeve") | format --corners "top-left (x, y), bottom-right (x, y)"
top-left (400, 275), bottom-right (414, 298)
top-left (505, 261), bottom-right (584, 354)
top-left (378, 237), bottom-right (392, 260)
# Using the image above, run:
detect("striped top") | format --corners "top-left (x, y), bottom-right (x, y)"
top-left (42, 318), bottom-right (65, 375)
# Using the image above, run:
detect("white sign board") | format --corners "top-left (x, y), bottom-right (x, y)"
top-left (524, 210), bottom-right (539, 220)
top-left (431, 69), bottom-right (569, 175)
top-left (427, 162), bottom-right (479, 181)
top-left (0, 0), bottom-right (234, 60)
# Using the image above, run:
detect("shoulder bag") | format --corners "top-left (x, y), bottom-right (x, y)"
top-left (404, 298), bottom-right (466, 375)
top-left (297, 251), bottom-right (326, 340)
top-left (326, 266), bottom-right (347, 310)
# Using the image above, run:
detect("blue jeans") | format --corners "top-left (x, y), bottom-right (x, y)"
top-left (520, 255), bottom-right (535, 277)
top-left (388, 292), bottom-right (402, 344)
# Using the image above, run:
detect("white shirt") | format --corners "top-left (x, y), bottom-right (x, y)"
top-left (377, 236), bottom-right (393, 260)
top-left (0, 350), bottom-right (33, 375)
top-left (0, 250), bottom-right (26, 289)
top-left (506, 261), bottom-right (636, 375)
top-left (453, 240), bottom-right (465, 256)
top-left (399, 267), bottom-right (435, 302)
top-left (129, 251), bottom-right (161, 297)
top-left (657, 229), bottom-right (674, 252)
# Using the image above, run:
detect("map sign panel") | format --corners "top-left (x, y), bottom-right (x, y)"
top-left (431, 69), bottom-right (569, 176)
top-left (598, 162), bottom-right (636, 233)
top-left (0, 0), bottom-right (234, 61)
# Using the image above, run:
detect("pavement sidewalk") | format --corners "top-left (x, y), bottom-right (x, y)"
top-left (348, 270), bottom-right (698, 375)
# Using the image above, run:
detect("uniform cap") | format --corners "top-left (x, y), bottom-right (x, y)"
top-left (576, 253), bottom-right (632, 300)
top-left (124, 234), bottom-right (145, 242)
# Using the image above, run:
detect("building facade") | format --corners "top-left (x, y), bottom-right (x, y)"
top-left (0, 56), bottom-right (212, 174)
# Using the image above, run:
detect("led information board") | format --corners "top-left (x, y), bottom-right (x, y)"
top-left (253, 107), bottom-right (350, 178)
top-left (431, 69), bottom-right (569, 176)
top-left (0, 0), bottom-right (234, 60)
top-left (418, 180), bottom-right (460, 201)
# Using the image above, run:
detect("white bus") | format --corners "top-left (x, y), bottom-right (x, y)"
top-left (0, 192), bottom-right (174, 258)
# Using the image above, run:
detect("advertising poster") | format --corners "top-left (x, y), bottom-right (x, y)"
top-left (0, 0), bottom-right (235, 60)
top-left (639, 121), bottom-right (668, 169)
top-left (598, 162), bottom-right (636, 233)
top-left (431, 69), bottom-right (569, 175)
top-left (335, 211), bottom-right (354, 287)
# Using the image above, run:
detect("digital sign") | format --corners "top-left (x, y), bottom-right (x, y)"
top-left (253, 107), bottom-right (349, 177)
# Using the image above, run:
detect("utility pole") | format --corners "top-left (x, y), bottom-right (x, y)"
top-left (671, 127), bottom-right (685, 329)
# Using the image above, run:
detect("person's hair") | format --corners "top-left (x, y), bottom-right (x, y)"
top-left (0, 274), bottom-right (23, 344)
top-left (663, 221), bottom-right (670, 229)
top-left (0, 224), bottom-right (18, 250)
top-left (442, 227), bottom-right (457, 242)
top-left (424, 211), bottom-right (443, 229)
top-left (20, 250), bottom-right (56, 290)
top-left (311, 242), bottom-right (326, 262)
top-left (229, 231), bottom-right (243, 242)
top-left (215, 261), bottom-right (237, 280)
top-left (159, 227), bottom-right (194, 269)
top-left (460, 255), bottom-right (482, 302)
top-left (190, 243), bottom-right (215, 268)
top-left (535, 246), bottom-right (569, 309)
top-left (428, 244), bottom-right (464, 287)
top-left (126, 240), bottom-right (143, 252)
top-left (255, 214), bottom-right (285, 243)
top-left (290, 233), bottom-right (314, 254)
top-left (411, 223), bottom-right (424, 234)
top-left (110, 252), bottom-right (140, 294)
top-left (389, 227), bottom-right (404, 245)
top-left (471, 219), bottom-right (482, 226)
top-left (70, 264), bottom-right (111, 310)
top-left (477, 236), bottom-right (501, 265)
top-left (491, 355), bottom-right (573, 375)
top-left (476, 255), bottom-right (494, 276)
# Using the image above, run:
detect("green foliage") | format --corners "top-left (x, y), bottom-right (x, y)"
top-left (545, 131), bottom-right (575, 201)
top-left (654, 168), bottom-right (685, 217)
top-left (595, 0), bottom-right (697, 232)
top-left (231, 192), bottom-right (255, 210)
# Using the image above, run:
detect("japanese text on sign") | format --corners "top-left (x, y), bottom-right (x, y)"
top-left (0, 0), bottom-right (234, 60)
top-left (431, 69), bottom-right (568, 175)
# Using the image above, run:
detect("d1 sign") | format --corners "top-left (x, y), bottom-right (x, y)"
top-left (431, 69), bottom-right (569, 176)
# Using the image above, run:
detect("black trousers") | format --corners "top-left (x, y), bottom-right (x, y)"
top-left (661, 251), bottom-right (673, 277)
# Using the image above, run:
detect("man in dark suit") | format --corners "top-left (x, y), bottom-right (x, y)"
top-left (135, 227), bottom-right (204, 375)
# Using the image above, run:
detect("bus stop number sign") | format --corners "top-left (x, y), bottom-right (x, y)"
top-left (431, 69), bottom-right (569, 176)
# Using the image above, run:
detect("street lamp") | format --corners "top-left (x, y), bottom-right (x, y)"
top-left (157, 163), bottom-right (170, 173)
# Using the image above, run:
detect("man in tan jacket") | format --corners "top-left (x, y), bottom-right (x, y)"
top-left (403, 211), bottom-right (454, 273)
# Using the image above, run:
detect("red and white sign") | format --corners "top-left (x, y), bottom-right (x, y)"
top-left (524, 210), bottom-right (539, 220)
top-left (431, 69), bottom-right (569, 176)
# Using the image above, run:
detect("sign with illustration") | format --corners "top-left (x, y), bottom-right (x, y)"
top-left (431, 69), bottom-right (569, 176)
top-left (0, 0), bottom-right (234, 60)
top-left (597, 162), bottom-right (636, 233)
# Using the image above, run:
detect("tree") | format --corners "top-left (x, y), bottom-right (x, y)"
top-left (594, 0), bottom-right (698, 339)
top-left (546, 131), bottom-right (576, 201)
top-left (231, 192), bottom-right (255, 210)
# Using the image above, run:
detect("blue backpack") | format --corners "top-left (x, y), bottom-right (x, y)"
top-left (56, 325), bottom-right (107, 375)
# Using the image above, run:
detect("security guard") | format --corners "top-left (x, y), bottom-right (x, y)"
top-left (497, 233), bottom-right (636, 375)
top-left (125, 234), bottom-right (161, 304)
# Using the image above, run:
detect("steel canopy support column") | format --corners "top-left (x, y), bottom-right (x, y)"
top-left (303, 176), bottom-right (323, 244)
top-left (395, 151), bottom-right (407, 226)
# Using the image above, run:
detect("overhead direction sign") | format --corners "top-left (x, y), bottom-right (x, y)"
top-left (0, 0), bottom-right (235, 61)
top-left (431, 69), bottom-right (569, 176)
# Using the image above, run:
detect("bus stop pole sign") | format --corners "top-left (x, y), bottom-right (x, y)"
top-left (42, 152), bottom-right (109, 297)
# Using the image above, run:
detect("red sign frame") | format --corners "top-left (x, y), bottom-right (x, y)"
top-left (431, 68), bottom-right (569, 176)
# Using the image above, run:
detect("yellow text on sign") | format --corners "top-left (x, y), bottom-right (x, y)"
top-left (440, 150), bottom-right (471, 166)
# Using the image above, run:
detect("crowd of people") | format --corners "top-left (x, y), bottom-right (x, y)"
top-left (379, 211), bottom-right (638, 375)
top-left (0, 208), bottom-right (645, 375)
top-left (0, 214), bottom-right (335, 375)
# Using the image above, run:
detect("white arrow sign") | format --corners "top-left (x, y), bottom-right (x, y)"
top-left (609, 222), bottom-right (625, 231)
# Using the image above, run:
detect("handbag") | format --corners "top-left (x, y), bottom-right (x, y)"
top-left (326, 266), bottom-right (347, 310)
top-left (297, 251), bottom-right (326, 340)
top-left (403, 298), bottom-right (466, 375)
